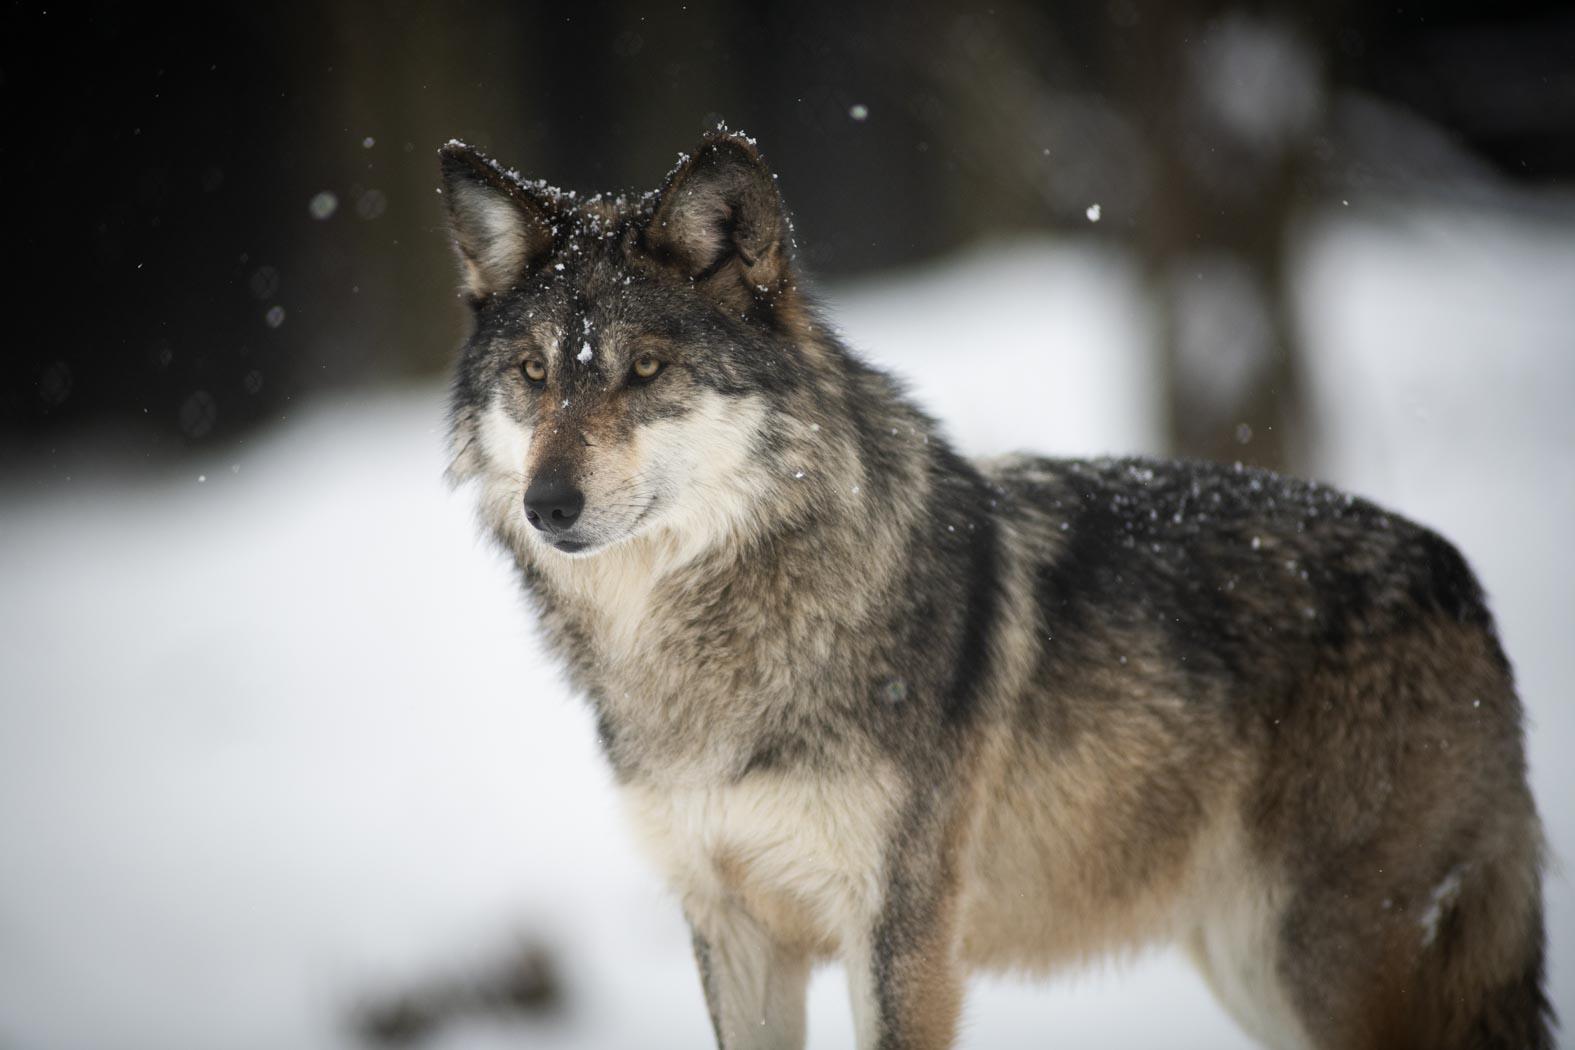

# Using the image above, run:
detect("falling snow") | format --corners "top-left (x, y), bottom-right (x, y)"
top-left (308, 191), bottom-right (338, 220)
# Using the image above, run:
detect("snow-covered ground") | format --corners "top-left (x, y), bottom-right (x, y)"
top-left (1, 208), bottom-right (1571, 1049)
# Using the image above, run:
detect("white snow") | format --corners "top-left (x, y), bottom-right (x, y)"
top-left (2, 208), bottom-right (1573, 1049)
top-left (577, 342), bottom-right (593, 364)
top-left (1419, 867), bottom-right (1466, 948)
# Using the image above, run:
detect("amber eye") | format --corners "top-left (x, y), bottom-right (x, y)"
top-left (630, 355), bottom-right (664, 383)
top-left (521, 358), bottom-right (547, 385)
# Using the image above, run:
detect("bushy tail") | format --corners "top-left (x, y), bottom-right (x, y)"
top-left (1461, 902), bottom-right (1555, 1050)
top-left (1418, 855), bottom-right (1555, 1050)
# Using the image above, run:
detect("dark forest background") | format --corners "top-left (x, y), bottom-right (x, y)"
top-left (2, 0), bottom-right (1572, 473)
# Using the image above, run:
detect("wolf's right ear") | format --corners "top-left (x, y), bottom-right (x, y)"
top-left (439, 142), bottom-right (557, 300)
top-left (643, 132), bottom-right (793, 315)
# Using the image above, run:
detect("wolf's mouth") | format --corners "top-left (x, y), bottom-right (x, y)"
top-left (539, 496), bottom-right (662, 558)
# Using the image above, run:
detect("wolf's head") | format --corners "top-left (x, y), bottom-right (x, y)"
top-left (441, 132), bottom-right (854, 566)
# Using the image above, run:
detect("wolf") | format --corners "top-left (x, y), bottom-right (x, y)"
top-left (437, 130), bottom-right (1552, 1049)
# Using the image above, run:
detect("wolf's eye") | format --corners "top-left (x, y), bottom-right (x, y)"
top-left (630, 355), bottom-right (665, 384)
top-left (521, 358), bottom-right (547, 386)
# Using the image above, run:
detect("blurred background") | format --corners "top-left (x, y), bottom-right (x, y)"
top-left (1, 1), bottom-right (1572, 1047)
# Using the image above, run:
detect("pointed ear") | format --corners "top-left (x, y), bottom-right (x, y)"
top-left (439, 142), bottom-right (558, 300)
top-left (643, 133), bottom-right (793, 313)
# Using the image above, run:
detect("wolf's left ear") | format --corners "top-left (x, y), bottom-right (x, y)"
top-left (643, 133), bottom-right (792, 313)
top-left (439, 142), bottom-right (558, 300)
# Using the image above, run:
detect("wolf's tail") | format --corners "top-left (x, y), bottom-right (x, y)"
top-left (1459, 896), bottom-right (1555, 1050)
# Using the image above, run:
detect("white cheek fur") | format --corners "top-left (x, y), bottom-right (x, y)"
top-left (632, 392), bottom-right (770, 556)
top-left (478, 397), bottom-right (533, 473)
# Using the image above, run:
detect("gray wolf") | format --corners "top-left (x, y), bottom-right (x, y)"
top-left (437, 130), bottom-right (1552, 1049)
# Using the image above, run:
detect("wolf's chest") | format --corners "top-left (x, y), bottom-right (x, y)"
top-left (619, 774), bottom-right (898, 951)
top-left (543, 567), bottom-right (854, 779)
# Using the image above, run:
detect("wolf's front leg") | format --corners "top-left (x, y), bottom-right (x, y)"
top-left (688, 900), bottom-right (810, 1050)
top-left (844, 870), bottom-right (965, 1050)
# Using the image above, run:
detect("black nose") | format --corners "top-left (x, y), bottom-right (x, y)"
top-left (523, 476), bottom-right (584, 533)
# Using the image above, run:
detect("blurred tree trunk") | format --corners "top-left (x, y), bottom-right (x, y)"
top-left (1116, 3), bottom-right (1337, 473)
top-left (897, 1), bottom-right (1335, 472)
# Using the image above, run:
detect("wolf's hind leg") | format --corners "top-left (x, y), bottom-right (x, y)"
top-left (688, 901), bottom-right (810, 1050)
